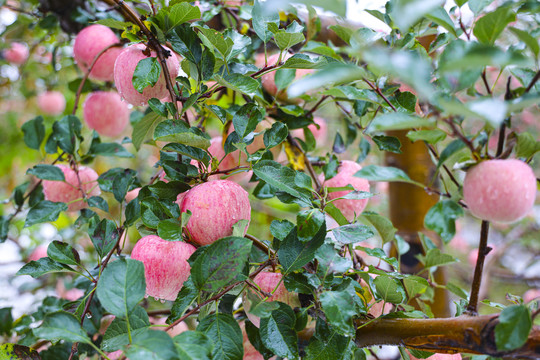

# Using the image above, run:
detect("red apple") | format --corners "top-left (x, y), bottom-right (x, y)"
top-left (36, 91), bottom-right (66, 116)
top-left (83, 91), bottom-right (130, 137)
top-left (3, 42), bottom-right (29, 65)
top-left (130, 235), bottom-right (196, 301)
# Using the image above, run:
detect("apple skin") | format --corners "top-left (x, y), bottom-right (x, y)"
top-left (463, 159), bottom-right (537, 223)
top-left (36, 91), bottom-right (66, 116)
top-left (291, 116), bottom-right (328, 143)
top-left (408, 351), bottom-right (462, 360)
top-left (130, 235), bottom-right (196, 301)
top-left (42, 164), bottom-right (101, 212)
top-left (3, 42), bottom-right (29, 65)
top-left (28, 245), bottom-right (48, 262)
top-left (319, 160), bottom-right (370, 222)
top-left (178, 180), bottom-right (251, 246)
top-left (240, 321), bottom-right (277, 360)
top-left (523, 289), bottom-right (540, 303)
top-left (83, 91), bottom-right (130, 137)
top-left (125, 188), bottom-right (140, 203)
top-left (73, 24), bottom-right (123, 82)
top-left (114, 44), bottom-right (180, 106)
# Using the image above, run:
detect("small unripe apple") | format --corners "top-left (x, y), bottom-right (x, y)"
top-left (42, 164), bottom-right (101, 212)
top-left (36, 91), bottom-right (66, 116)
top-left (178, 180), bottom-right (251, 246)
top-left (130, 235), bottom-right (196, 301)
top-left (291, 116), bottom-right (328, 143)
top-left (463, 159), bottom-right (537, 223)
top-left (114, 44), bottom-right (180, 106)
top-left (73, 24), bottom-right (123, 82)
top-left (320, 160), bottom-right (370, 222)
top-left (83, 91), bottom-right (130, 137)
top-left (244, 271), bottom-right (300, 328)
top-left (3, 42), bottom-right (29, 65)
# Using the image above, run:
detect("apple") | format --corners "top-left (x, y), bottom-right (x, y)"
top-left (408, 351), bottom-right (462, 360)
top-left (130, 235), bottom-right (196, 301)
top-left (463, 159), bottom-right (537, 223)
top-left (113, 43), bottom-right (180, 106)
top-left (291, 116), bottom-right (328, 143)
top-left (320, 160), bottom-right (370, 222)
top-left (523, 289), bottom-right (540, 303)
top-left (73, 24), bottom-right (123, 82)
top-left (178, 180), bottom-right (251, 245)
top-left (28, 245), bottom-right (48, 262)
top-left (240, 321), bottom-right (277, 360)
top-left (3, 42), bottom-right (29, 65)
top-left (36, 91), bottom-right (66, 116)
top-left (83, 91), bottom-right (130, 137)
top-left (125, 188), bottom-right (140, 203)
top-left (42, 164), bottom-right (101, 212)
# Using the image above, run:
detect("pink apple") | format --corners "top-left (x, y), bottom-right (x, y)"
top-left (178, 180), bottom-right (251, 246)
top-left (28, 245), bottom-right (48, 262)
top-left (291, 116), bottom-right (328, 143)
top-left (244, 271), bottom-right (299, 327)
top-left (42, 164), bottom-right (101, 212)
top-left (83, 91), bottom-right (130, 137)
top-left (114, 44), bottom-right (180, 106)
top-left (523, 289), bottom-right (540, 303)
top-left (463, 159), bottom-right (537, 223)
top-left (36, 91), bottom-right (66, 116)
top-left (3, 42), bottom-right (29, 65)
top-left (408, 351), bottom-right (462, 360)
top-left (73, 24), bottom-right (123, 82)
top-left (320, 160), bottom-right (370, 222)
top-left (240, 321), bottom-right (277, 360)
top-left (125, 188), bottom-right (140, 203)
top-left (130, 235), bottom-right (196, 301)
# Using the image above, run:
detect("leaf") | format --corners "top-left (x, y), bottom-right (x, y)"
top-left (133, 57), bottom-right (161, 94)
top-left (389, 0), bottom-right (445, 33)
top-left (189, 237), bottom-right (252, 292)
top-left (495, 305), bottom-right (532, 351)
top-left (173, 331), bottom-right (214, 360)
top-left (426, 7), bottom-right (458, 37)
top-left (278, 224), bottom-right (326, 274)
top-left (473, 6), bottom-right (516, 45)
top-left (96, 258), bottom-right (146, 318)
top-left (0, 308), bottom-right (13, 336)
top-left (89, 141), bottom-right (134, 158)
top-left (252, 0), bottom-right (280, 43)
top-left (354, 165), bottom-right (422, 186)
top-left (197, 313), bottom-right (243, 360)
top-left (157, 219), bottom-right (183, 241)
top-left (102, 306), bottom-right (150, 352)
top-left (0, 344), bottom-right (40, 360)
top-left (260, 302), bottom-right (298, 359)
top-left (264, 122), bottom-right (288, 148)
top-left (297, 209), bottom-right (325, 243)
top-left (52, 115), bottom-right (82, 155)
top-left (361, 212), bottom-right (397, 244)
top-left (468, 0), bottom-right (494, 14)
top-left (33, 311), bottom-right (91, 344)
top-left (22, 116), bottom-right (45, 150)
top-left (25, 201), bottom-right (68, 227)
top-left (356, 246), bottom-right (399, 269)
top-left (168, 278), bottom-right (198, 324)
top-left (274, 21), bottom-right (305, 50)
top-left (418, 248), bottom-right (458, 268)
top-left (16, 257), bottom-right (72, 278)
top-left (232, 103), bottom-right (264, 138)
top-left (154, 119), bottom-right (211, 149)
top-left (509, 27), bottom-right (539, 57)
top-left (331, 224), bottom-right (375, 244)
top-left (132, 111), bottom-right (163, 150)
top-left (436, 139), bottom-right (466, 169)
top-left (252, 160), bottom-right (312, 202)
top-left (288, 63), bottom-right (366, 97)
top-left (126, 329), bottom-right (180, 360)
top-left (168, 2), bottom-right (201, 29)
top-left (368, 113), bottom-right (434, 132)
top-left (373, 275), bottom-right (405, 304)
top-left (91, 219), bottom-right (120, 257)
top-left (215, 73), bottom-right (260, 97)
top-left (95, 18), bottom-right (131, 29)
top-left (47, 241), bottom-right (80, 266)
top-left (304, 320), bottom-right (354, 360)
top-left (372, 135), bottom-right (402, 154)
top-left (319, 291), bottom-right (356, 336)
top-left (515, 133), bottom-right (540, 160)
top-left (424, 200), bottom-right (464, 244)
top-left (26, 164), bottom-right (65, 181)
top-left (406, 129), bottom-right (447, 144)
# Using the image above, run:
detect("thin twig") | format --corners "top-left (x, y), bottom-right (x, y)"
top-left (466, 220), bottom-right (490, 315)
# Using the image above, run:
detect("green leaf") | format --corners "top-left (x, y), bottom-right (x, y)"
top-left (89, 141), bottom-right (134, 158)
top-left (27, 164), bottom-right (65, 181)
top-left (197, 313), bottom-right (243, 360)
top-left (305, 320), bottom-right (354, 360)
top-left (264, 122), bottom-right (288, 148)
top-left (22, 116), bottom-right (45, 150)
top-left (25, 201), bottom-right (68, 227)
top-left (232, 103), bottom-right (264, 139)
top-left (403, 276), bottom-right (429, 299)
top-left (297, 209), bottom-right (325, 243)
top-left (16, 257), bottom-right (72, 278)
top-left (509, 27), bottom-right (539, 58)
top-left (133, 57), bottom-right (161, 94)
top-left (468, 0), bottom-right (494, 14)
top-left (195, 26), bottom-right (234, 61)
top-left (168, 277), bottom-right (198, 325)
top-left (91, 219), bottom-right (120, 257)
top-left (274, 22), bottom-right (305, 50)
top-left (52, 115), bottom-right (82, 155)
top-left (418, 248), bottom-right (458, 268)
top-left (360, 212), bottom-right (397, 244)
top-left (215, 73), bottom-right (261, 97)
top-left (252, 160), bottom-right (312, 202)
top-left (495, 305), bottom-right (532, 351)
top-left (424, 200), bottom-right (464, 244)
top-left (96, 258), bottom-right (146, 318)
top-left (356, 246), bottom-right (399, 269)
top-left (426, 7), bottom-right (457, 37)
top-left (473, 6), bottom-right (515, 45)
top-left (33, 311), bottom-right (91, 344)
top-left (368, 113), bottom-right (434, 132)
top-left (189, 237), bottom-right (252, 292)
top-left (173, 331), bottom-right (214, 360)
top-left (319, 291), bottom-right (356, 336)
top-left (406, 129), bottom-right (447, 144)
top-left (331, 224), bottom-right (375, 244)
top-left (436, 139), bottom-right (466, 169)
top-left (355, 165), bottom-right (422, 186)
top-left (132, 111), bottom-right (163, 150)
top-left (157, 219), bottom-right (183, 241)
top-left (288, 63), bottom-right (366, 97)
top-left (102, 306), bottom-right (150, 352)
top-left (390, 0), bottom-right (445, 34)
top-left (0, 308), bottom-right (13, 336)
top-left (162, 2), bottom-right (201, 30)
top-left (260, 302), bottom-right (298, 359)
top-left (162, 143), bottom-right (211, 164)
top-left (126, 329), bottom-right (180, 360)
top-left (0, 344), bottom-right (40, 359)
top-left (372, 135), bottom-right (402, 154)
top-left (373, 275), bottom-right (405, 304)
top-left (515, 133), bottom-right (540, 160)
top-left (278, 224), bottom-right (326, 274)
top-left (154, 119), bottom-right (211, 149)
top-left (47, 241), bottom-right (80, 266)
top-left (252, 0), bottom-right (280, 43)
top-left (95, 18), bottom-right (131, 29)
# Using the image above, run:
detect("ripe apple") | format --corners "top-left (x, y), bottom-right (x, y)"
top-left (523, 289), bottom-right (540, 303)
top-left (83, 91), bottom-right (130, 137)
top-left (3, 42), bottom-right (29, 65)
top-left (28, 245), bottom-right (48, 262)
top-left (130, 235), bottom-right (196, 301)
top-left (291, 116), bottom-right (328, 143)
top-left (73, 24), bottom-right (123, 82)
top-left (320, 160), bottom-right (370, 222)
top-left (463, 159), bottom-right (537, 223)
top-left (240, 321), bottom-right (277, 360)
top-left (125, 188), bottom-right (140, 203)
top-left (36, 91), bottom-right (66, 116)
top-left (408, 351), bottom-right (462, 360)
top-left (178, 180), bottom-right (251, 246)
top-left (42, 164), bottom-right (101, 212)
top-left (113, 44), bottom-right (180, 106)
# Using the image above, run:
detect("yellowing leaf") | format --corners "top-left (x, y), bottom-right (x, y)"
top-left (284, 142), bottom-right (305, 171)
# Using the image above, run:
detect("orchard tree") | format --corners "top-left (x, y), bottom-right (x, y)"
top-left (0, 0), bottom-right (539, 359)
